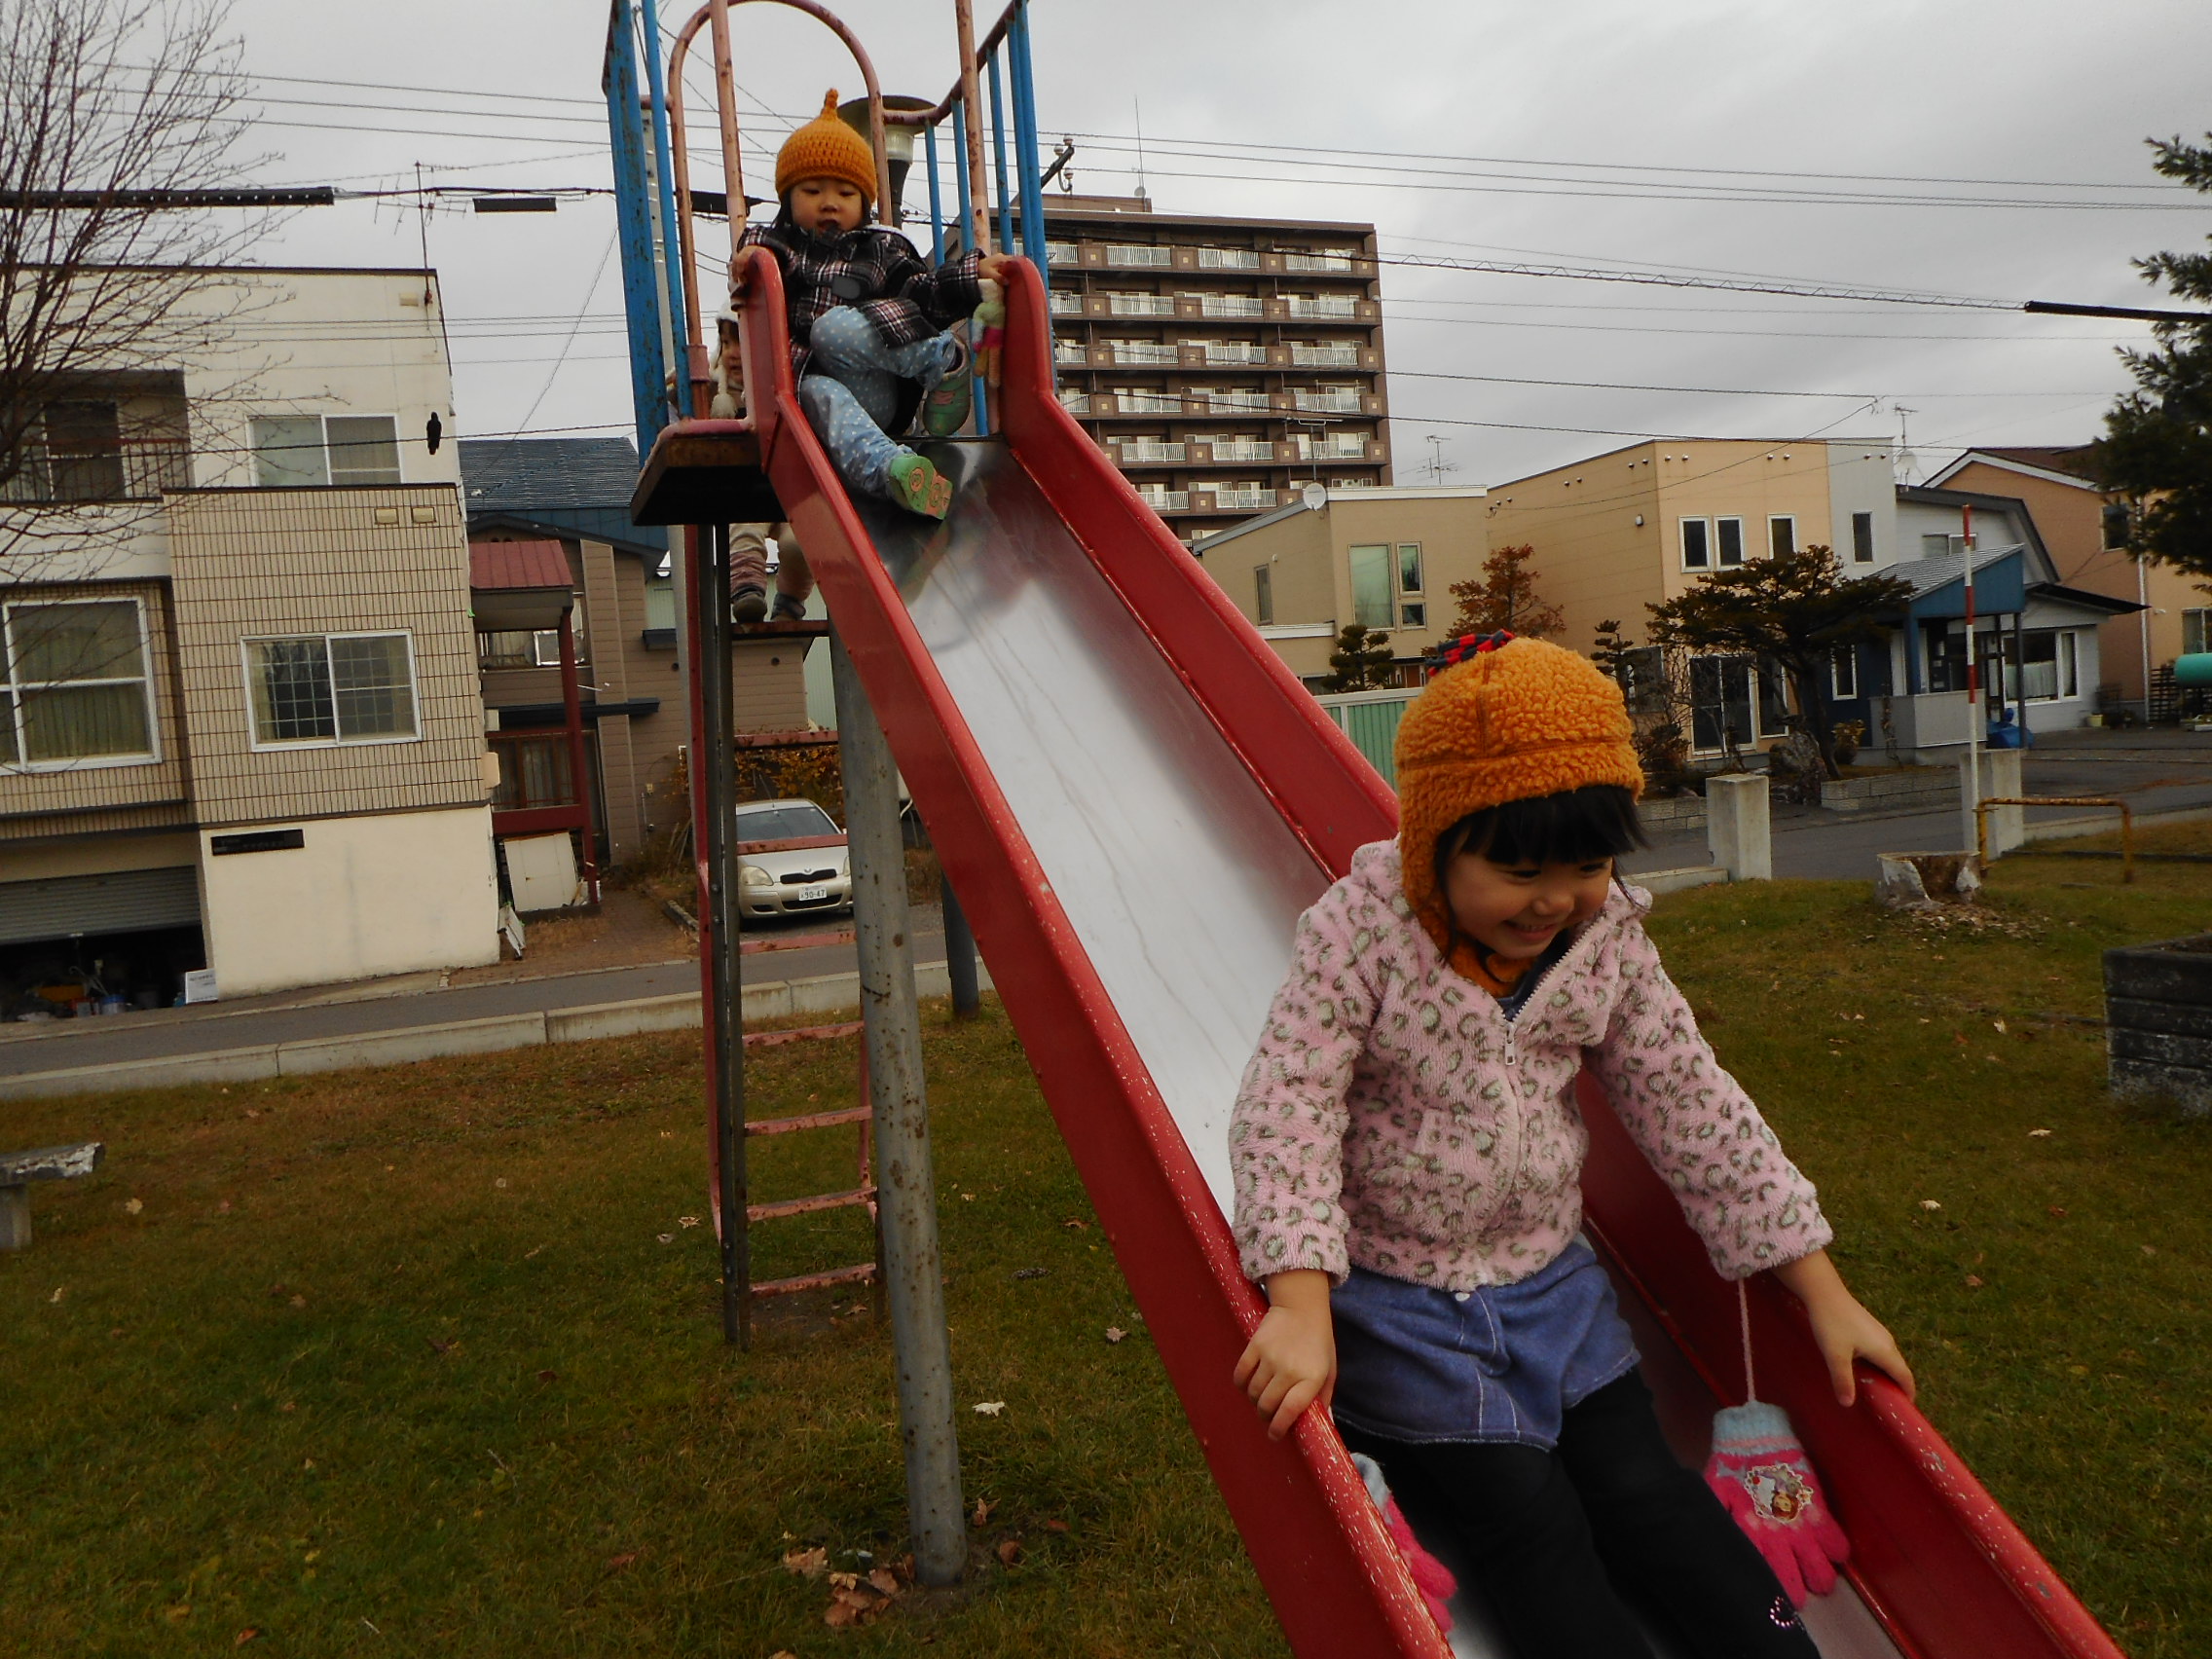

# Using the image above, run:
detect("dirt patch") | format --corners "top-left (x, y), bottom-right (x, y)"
top-left (449, 887), bottom-right (693, 986)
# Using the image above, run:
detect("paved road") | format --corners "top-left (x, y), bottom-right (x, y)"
top-left (0, 916), bottom-right (948, 1081)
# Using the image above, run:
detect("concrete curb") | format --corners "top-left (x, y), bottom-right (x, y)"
top-left (0, 961), bottom-right (993, 1101)
top-left (1637, 866), bottom-right (1729, 896)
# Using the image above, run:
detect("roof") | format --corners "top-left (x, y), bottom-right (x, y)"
top-left (468, 539), bottom-right (572, 592)
top-left (1926, 445), bottom-right (2102, 492)
top-left (458, 436), bottom-right (667, 554)
top-left (1896, 485), bottom-right (2056, 567)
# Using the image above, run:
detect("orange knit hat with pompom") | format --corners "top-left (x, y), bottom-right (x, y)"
top-left (1394, 633), bottom-right (1643, 959)
top-left (776, 90), bottom-right (878, 206)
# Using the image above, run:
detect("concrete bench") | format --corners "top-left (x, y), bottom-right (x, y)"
top-left (0, 1142), bottom-right (105, 1249)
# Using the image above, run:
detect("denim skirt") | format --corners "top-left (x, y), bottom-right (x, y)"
top-left (1329, 1240), bottom-right (1641, 1450)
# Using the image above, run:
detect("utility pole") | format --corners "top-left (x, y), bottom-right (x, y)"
top-left (1962, 504), bottom-right (1982, 858)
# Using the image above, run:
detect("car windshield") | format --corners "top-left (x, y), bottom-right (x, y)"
top-left (735, 801), bottom-right (838, 841)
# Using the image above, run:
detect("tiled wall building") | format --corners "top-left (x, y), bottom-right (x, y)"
top-left (0, 267), bottom-right (501, 1010)
top-left (1030, 195), bottom-right (1393, 546)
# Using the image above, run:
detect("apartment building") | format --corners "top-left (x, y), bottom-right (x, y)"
top-left (1027, 195), bottom-right (1393, 545)
top-left (0, 266), bottom-right (500, 1014)
top-left (1928, 446), bottom-right (2208, 715)
top-left (1484, 438), bottom-right (2131, 758)
top-left (1192, 484), bottom-right (1488, 686)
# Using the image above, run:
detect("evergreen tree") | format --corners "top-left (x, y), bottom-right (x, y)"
top-left (1438, 543), bottom-right (1565, 643)
top-left (1644, 548), bottom-right (1913, 779)
top-left (1322, 623), bottom-right (1395, 691)
top-left (2089, 135), bottom-right (2212, 576)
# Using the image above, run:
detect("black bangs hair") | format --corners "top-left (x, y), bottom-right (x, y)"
top-left (1432, 784), bottom-right (1647, 880)
top-left (774, 192), bottom-right (876, 230)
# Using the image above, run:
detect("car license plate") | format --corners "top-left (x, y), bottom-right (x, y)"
top-left (800, 884), bottom-right (829, 903)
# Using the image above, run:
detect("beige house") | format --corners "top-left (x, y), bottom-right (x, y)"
top-left (1191, 484), bottom-right (1489, 686)
top-left (1928, 446), bottom-right (2211, 716)
top-left (1, 266), bottom-right (500, 1011)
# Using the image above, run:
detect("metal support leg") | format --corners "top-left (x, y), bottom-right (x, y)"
top-left (688, 522), bottom-right (748, 1347)
top-left (830, 627), bottom-right (966, 1587)
top-left (940, 871), bottom-right (979, 1018)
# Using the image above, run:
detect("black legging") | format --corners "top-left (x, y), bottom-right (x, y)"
top-left (1341, 1371), bottom-right (1819, 1659)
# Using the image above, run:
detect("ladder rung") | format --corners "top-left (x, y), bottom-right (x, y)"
top-left (748, 1104), bottom-right (869, 1136)
top-left (748, 1185), bottom-right (875, 1222)
top-left (744, 1020), bottom-right (865, 1051)
top-left (751, 1260), bottom-right (877, 1298)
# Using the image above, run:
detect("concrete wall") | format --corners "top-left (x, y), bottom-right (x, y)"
top-left (198, 803), bottom-right (498, 997)
top-left (1826, 447), bottom-right (1902, 571)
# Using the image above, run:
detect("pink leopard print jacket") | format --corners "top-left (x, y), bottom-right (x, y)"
top-left (1230, 841), bottom-right (1831, 1292)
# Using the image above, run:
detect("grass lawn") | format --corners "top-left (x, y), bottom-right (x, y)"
top-left (2, 828), bottom-right (2207, 1657)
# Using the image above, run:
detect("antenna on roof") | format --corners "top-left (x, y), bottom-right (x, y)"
top-left (1892, 404), bottom-right (1918, 486)
top-left (1133, 98), bottom-right (1149, 206)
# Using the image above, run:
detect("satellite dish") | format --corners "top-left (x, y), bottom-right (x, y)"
top-left (1301, 481), bottom-right (1327, 511)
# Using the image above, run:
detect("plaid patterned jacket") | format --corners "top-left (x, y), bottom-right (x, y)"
top-left (740, 219), bottom-right (982, 381)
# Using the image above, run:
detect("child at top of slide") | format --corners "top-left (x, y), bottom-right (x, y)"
top-left (726, 90), bottom-right (1007, 540)
top-left (1229, 631), bottom-right (1916, 1659)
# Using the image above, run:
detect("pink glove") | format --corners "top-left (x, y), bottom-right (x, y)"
top-left (1350, 1453), bottom-right (1456, 1633)
top-left (1704, 1402), bottom-right (1850, 1605)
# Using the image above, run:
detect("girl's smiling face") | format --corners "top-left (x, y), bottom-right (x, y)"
top-left (790, 176), bottom-right (865, 236)
top-left (1443, 852), bottom-right (1614, 961)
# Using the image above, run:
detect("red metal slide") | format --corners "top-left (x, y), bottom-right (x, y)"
top-left (678, 243), bottom-right (2123, 1659)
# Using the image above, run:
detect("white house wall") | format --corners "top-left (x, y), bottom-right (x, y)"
top-left (197, 804), bottom-right (498, 998)
top-left (1825, 446), bottom-right (1901, 569)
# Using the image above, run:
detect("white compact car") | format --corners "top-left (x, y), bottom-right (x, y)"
top-left (733, 797), bottom-right (852, 920)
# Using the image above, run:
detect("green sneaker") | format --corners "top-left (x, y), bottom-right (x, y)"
top-left (921, 339), bottom-right (973, 438)
top-left (887, 452), bottom-right (952, 519)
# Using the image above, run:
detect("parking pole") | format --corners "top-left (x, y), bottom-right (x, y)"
top-left (830, 627), bottom-right (966, 1587)
top-left (940, 871), bottom-right (980, 1017)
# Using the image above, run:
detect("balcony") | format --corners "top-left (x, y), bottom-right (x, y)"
top-left (1049, 290), bottom-right (1086, 316)
top-left (1118, 440), bottom-right (1187, 464)
top-left (1190, 390), bottom-right (1271, 414)
top-left (1294, 436), bottom-right (1376, 461)
top-left (1283, 251), bottom-right (1356, 273)
top-left (1109, 391), bottom-right (1185, 416)
top-left (1106, 293), bottom-right (1176, 317)
top-left (1135, 488), bottom-right (1191, 512)
top-left (1198, 294), bottom-right (1264, 318)
top-left (1044, 240), bottom-right (1081, 265)
top-left (1, 436), bottom-right (192, 504)
top-left (1293, 389), bottom-right (1366, 414)
top-left (1103, 243), bottom-right (1171, 268)
top-left (1056, 389), bottom-right (1091, 414)
top-left (1290, 344), bottom-right (1361, 368)
top-left (1197, 342), bottom-right (1269, 365)
top-left (1053, 342), bottom-right (1088, 365)
top-left (1199, 440), bottom-right (1274, 463)
top-left (1286, 295), bottom-right (1359, 319)
top-left (1200, 487), bottom-right (1276, 511)
top-left (1198, 247), bottom-right (1261, 271)
top-left (1105, 341), bottom-right (1179, 366)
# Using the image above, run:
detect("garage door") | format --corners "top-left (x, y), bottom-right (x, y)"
top-left (0, 866), bottom-right (202, 945)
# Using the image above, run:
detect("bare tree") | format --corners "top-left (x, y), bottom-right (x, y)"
top-left (1, 0), bottom-right (272, 595)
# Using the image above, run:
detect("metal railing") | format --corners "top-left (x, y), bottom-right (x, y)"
top-left (0, 438), bottom-right (191, 503)
top-left (1978, 794), bottom-right (2135, 880)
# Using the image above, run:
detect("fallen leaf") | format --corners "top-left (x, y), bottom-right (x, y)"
top-left (866, 1567), bottom-right (901, 1597)
top-left (1104, 1326), bottom-right (1127, 1345)
top-left (771, 1651), bottom-right (798, 1658)
top-left (50, 1286), bottom-right (65, 1304)
top-left (125, 1197), bottom-right (144, 1215)
top-left (165, 1604), bottom-right (191, 1623)
top-left (289, 1295), bottom-right (307, 1309)
top-left (656, 1234), bottom-right (674, 1244)
top-left (961, 1193), bottom-right (976, 1201)
top-left (427, 1338), bottom-right (459, 1355)
top-left (1062, 1218), bottom-right (1088, 1231)
top-left (524, 1245), bottom-right (544, 1259)
top-left (236, 1631), bottom-right (261, 1646)
top-left (782, 1546), bottom-right (829, 1578)
top-left (972, 1497), bottom-right (996, 1528)
top-left (495, 1178), bottom-right (508, 1190)
top-left (1012, 1267), bottom-right (1047, 1281)
top-left (2070, 1364), bottom-right (2089, 1377)
top-left (1965, 1274), bottom-right (1983, 1288)
top-left (1919, 1199), bottom-right (1942, 1212)
top-left (1993, 1019), bottom-right (2009, 1035)
top-left (2028, 1128), bottom-right (2053, 1138)
top-left (218, 1199), bottom-right (232, 1213)
top-left (536, 1369), bottom-right (558, 1383)
top-left (2047, 1206), bottom-right (2068, 1218)
top-left (606, 1551), bottom-right (638, 1571)
top-left (279, 1400), bottom-right (296, 1414)
top-left (678, 1216), bottom-right (700, 1229)
top-left (973, 1400), bottom-right (1006, 1417)
top-left (995, 1536), bottom-right (1023, 1567)
top-left (1044, 1519), bottom-right (1070, 1533)
top-left (2142, 1245), bottom-right (2157, 1257)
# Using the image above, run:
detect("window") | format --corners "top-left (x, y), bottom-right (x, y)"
top-left (1397, 542), bottom-right (1423, 595)
top-left (490, 732), bottom-right (575, 810)
top-left (735, 800), bottom-right (840, 840)
top-left (1400, 602), bottom-right (1426, 630)
top-left (1348, 544), bottom-right (1392, 631)
top-left (1253, 566), bottom-right (1273, 626)
top-left (1717, 517), bottom-right (1746, 567)
top-left (0, 599), bottom-right (155, 768)
top-left (1680, 518), bottom-right (1711, 570)
top-left (1851, 511), bottom-right (1875, 563)
top-left (477, 629), bottom-right (574, 670)
top-left (1923, 533), bottom-right (1957, 560)
top-left (1689, 655), bottom-right (1788, 752)
top-left (1830, 645), bottom-right (1858, 701)
top-left (2102, 501), bottom-right (2130, 551)
top-left (2019, 631), bottom-right (2079, 700)
top-left (1768, 516), bottom-right (1796, 559)
top-left (2186, 608), bottom-right (2211, 656)
top-left (244, 632), bottom-right (418, 747)
top-left (250, 414), bottom-right (403, 488)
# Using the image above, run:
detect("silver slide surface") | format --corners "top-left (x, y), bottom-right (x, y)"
top-left (853, 440), bottom-right (1901, 1659)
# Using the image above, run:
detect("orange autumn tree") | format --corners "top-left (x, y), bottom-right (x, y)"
top-left (1439, 543), bottom-right (1565, 643)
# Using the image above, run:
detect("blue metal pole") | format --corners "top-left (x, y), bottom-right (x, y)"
top-left (1009, 0), bottom-right (1050, 345)
top-left (639, 0), bottom-right (687, 350)
top-left (925, 123), bottom-right (944, 267)
top-left (987, 53), bottom-right (1013, 269)
top-left (603, 0), bottom-right (667, 455)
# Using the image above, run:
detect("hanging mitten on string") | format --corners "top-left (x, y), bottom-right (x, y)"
top-left (971, 276), bottom-right (1006, 388)
top-left (1349, 1452), bottom-right (1456, 1634)
top-left (1703, 1283), bottom-right (1851, 1606)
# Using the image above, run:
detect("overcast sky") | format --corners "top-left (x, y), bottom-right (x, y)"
top-left (229, 0), bottom-right (2212, 485)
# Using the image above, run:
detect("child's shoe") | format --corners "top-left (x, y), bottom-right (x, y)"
top-left (921, 338), bottom-right (973, 438)
top-left (731, 583), bottom-right (768, 623)
top-left (770, 591), bottom-right (808, 623)
top-left (887, 453), bottom-right (952, 519)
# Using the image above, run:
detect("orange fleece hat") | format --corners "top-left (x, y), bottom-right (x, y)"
top-left (1395, 632), bottom-right (1643, 956)
top-left (776, 90), bottom-right (878, 206)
